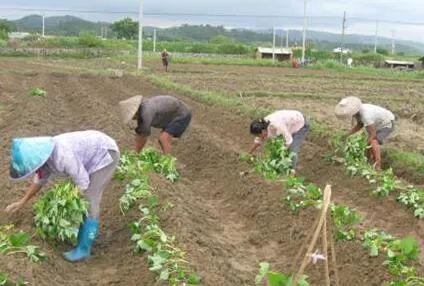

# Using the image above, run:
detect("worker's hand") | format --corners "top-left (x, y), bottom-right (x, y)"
top-left (5, 201), bottom-right (25, 214)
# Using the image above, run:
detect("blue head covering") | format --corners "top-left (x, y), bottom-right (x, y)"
top-left (10, 137), bottom-right (55, 180)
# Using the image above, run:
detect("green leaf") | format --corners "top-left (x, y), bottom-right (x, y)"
top-left (8, 231), bottom-right (30, 247)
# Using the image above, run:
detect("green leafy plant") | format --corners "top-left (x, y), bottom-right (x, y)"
top-left (255, 262), bottom-right (309, 286)
top-left (255, 138), bottom-right (294, 179)
top-left (330, 204), bottom-right (361, 241)
top-left (0, 225), bottom-right (46, 263)
top-left (119, 176), bottom-right (151, 214)
top-left (28, 87), bottom-right (46, 97)
top-left (115, 150), bottom-right (180, 183)
top-left (129, 205), bottom-right (200, 285)
top-left (384, 237), bottom-right (420, 279)
top-left (362, 229), bottom-right (394, 257)
top-left (33, 181), bottom-right (88, 244)
top-left (397, 187), bottom-right (424, 219)
top-left (373, 168), bottom-right (397, 197)
top-left (283, 176), bottom-right (322, 211)
top-left (138, 148), bottom-right (180, 182)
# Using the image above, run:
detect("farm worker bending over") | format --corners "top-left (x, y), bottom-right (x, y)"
top-left (335, 96), bottom-right (395, 170)
top-left (5, 130), bottom-right (120, 262)
top-left (249, 110), bottom-right (310, 170)
top-left (119, 95), bottom-right (192, 154)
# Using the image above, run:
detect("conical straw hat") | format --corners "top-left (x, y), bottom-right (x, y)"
top-left (119, 95), bottom-right (143, 124)
top-left (335, 96), bottom-right (362, 119)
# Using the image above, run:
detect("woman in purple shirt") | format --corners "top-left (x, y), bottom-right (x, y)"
top-left (5, 130), bottom-right (120, 262)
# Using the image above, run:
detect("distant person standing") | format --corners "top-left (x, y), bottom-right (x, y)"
top-left (161, 49), bottom-right (170, 72)
top-left (119, 95), bottom-right (192, 154)
top-left (335, 96), bottom-right (395, 170)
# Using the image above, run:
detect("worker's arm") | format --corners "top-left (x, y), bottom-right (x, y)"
top-left (135, 134), bottom-right (148, 153)
top-left (347, 121), bottom-right (364, 136)
top-left (249, 142), bottom-right (262, 154)
top-left (5, 183), bottom-right (43, 213)
top-left (365, 124), bottom-right (377, 144)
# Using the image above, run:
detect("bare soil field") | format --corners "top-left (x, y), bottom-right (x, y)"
top-left (0, 59), bottom-right (423, 285)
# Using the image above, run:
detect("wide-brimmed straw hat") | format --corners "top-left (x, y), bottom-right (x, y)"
top-left (119, 95), bottom-right (143, 125)
top-left (335, 96), bottom-right (362, 118)
top-left (10, 137), bottom-right (55, 181)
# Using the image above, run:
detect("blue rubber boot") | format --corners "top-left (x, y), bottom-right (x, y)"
top-left (63, 219), bottom-right (99, 262)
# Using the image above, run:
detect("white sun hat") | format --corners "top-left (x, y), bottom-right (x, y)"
top-left (119, 95), bottom-right (143, 124)
top-left (335, 96), bottom-right (362, 119)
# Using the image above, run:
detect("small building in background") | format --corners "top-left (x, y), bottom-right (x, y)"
top-left (8, 32), bottom-right (31, 39)
top-left (333, 47), bottom-right (352, 54)
top-left (256, 47), bottom-right (292, 61)
top-left (384, 60), bottom-right (415, 70)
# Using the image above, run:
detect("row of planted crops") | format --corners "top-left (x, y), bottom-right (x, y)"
top-left (240, 133), bottom-right (424, 286)
top-left (1, 148), bottom-right (200, 286)
top-left (2, 132), bottom-right (423, 285)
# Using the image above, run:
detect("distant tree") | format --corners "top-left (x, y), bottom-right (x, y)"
top-left (0, 20), bottom-right (11, 40)
top-left (362, 49), bottom-right (370, 53)
top-left (111, 17), bottom-right (138, 40)
top-left (209, 35), bottom-right (233, 45)
top-left (78, 31), bottom-right (104, 48)
top-left (376, 48), bottom-right (389, 56)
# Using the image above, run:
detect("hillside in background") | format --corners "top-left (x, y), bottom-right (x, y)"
top-left (7, 15), bottom-right (424, 54)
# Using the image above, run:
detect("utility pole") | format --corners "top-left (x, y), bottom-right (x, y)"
top-left (301, 0), bottom-right (308, 64)
top-left (340, 11), bottom-right (346, 63)
top-left (391, 30), bottom-right (395, 55)
top-left (286, 29), bottom-right (289, 48)
top-left (137, 0), bottom-right (144, 71)
top-left (374, 21), bottom-right (378, 53)
top-left (280, 30), bottom-right (284, 48)
top-left (272, 26), bottom-right (276, 62)
top-left (153, 28), bottom-right (156, 52)
top-left (42, 13), bottom-right (45, 37)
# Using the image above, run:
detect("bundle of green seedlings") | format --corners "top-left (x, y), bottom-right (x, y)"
top-left (115, 150), bottom-right (200, 285)
top-left (255, 262), bottom-right (309, 286)
top-left (33, 181), bottom-right (88, 244)
top-left (0, 225), bottom-right (46, 285)
top-left (246, 138), bottom-right (295, 179)
top-left (335, 133), bottom-right (424, 218)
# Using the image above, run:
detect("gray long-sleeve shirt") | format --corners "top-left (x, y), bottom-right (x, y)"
top-left (135, 95), bottom-right (191, 135)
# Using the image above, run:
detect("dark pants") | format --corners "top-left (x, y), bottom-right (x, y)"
top-left (164, 112), bottom-right (192, 138)
top-left (376, 121), bottom-right (394, 145)
top-left (288, 120), bottom-right (310, 168)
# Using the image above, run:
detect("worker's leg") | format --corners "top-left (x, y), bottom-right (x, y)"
top-left (372, 122), bottom-right (394, 170)
top-left (288, 121), bottom-right (310, 169)
top-left (161, 112), bottom-right (192, 154)
top-left (64, 150), bottom-right (120, 262)
top-left (158, 131), bottom-right (173, 154)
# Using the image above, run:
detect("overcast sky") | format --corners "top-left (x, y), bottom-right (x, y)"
top-left (1, 0), bottom-right (424, 42)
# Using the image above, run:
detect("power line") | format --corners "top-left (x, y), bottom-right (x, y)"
top-left (2, 7), bottom-right (424, 26)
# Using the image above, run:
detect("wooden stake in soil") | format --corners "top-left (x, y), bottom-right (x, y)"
top-left (291, 184), bottom-right (332, 286)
